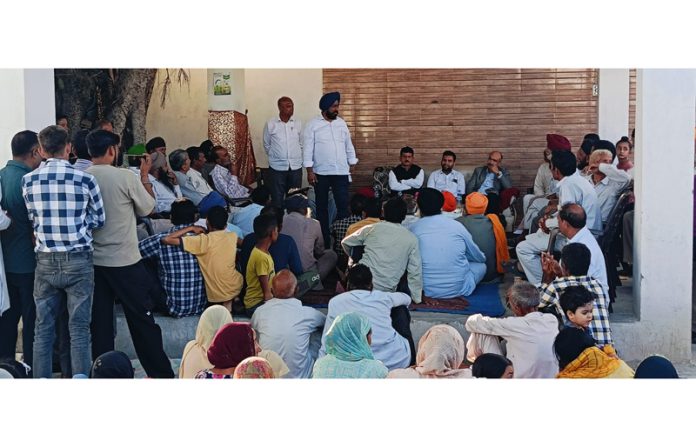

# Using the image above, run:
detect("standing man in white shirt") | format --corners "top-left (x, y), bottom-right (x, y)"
top-left (263, 96), bottom-right (303, 208)
top-left (426, 150), bottom-right (466, 199)
top-left (303, 91), bottom-right (358, 247)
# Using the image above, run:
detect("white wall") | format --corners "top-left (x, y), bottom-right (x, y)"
top-left (146, 69), bottom-right (208, 150)
top-left (612, 69), bottom-right (696, 362)
top-left (244, 69), bottom-right (323, 168)
top-left (0, 69), bottom-right (55, 165)
top-left (598, 69), bottom-right (630, 143)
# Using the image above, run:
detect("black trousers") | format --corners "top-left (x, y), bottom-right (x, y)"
top-left (0, 272), bottom-right (36, 368)
top-left (390, 305), bottom-right (416, 366)
top-left (91, 261), bottom-right (174, 378)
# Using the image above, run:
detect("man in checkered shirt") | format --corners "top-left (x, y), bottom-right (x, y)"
top-left (538, 242), bottom-right (613, 348)
top-left (139, 199), bottom-right (207, 317)
top-left (330, 193), bottom-right (367, 272)
top-left (22, 125), bottom-right (106, 378)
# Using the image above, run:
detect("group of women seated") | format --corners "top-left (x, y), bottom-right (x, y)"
top-left (0, 305), bottom-right (679, 379)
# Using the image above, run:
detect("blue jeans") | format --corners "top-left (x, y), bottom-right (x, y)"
top-left (32, 251), bottom-right (94, 378)
top-left (315, 174), bottom-right (349, 247)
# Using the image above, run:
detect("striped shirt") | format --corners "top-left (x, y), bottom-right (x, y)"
top-left (22, 158), bottom-right (105, 253)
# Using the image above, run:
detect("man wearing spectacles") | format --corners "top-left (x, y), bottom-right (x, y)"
top-left (465, 150), bottom-right (512, 218)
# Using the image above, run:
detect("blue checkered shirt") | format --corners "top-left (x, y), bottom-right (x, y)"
top-left (139, 224), bottom-right (207, 317)
top-left (539, 275), bottom-right (613, 348)
top-left (22, 158), bottom-right (105, 253)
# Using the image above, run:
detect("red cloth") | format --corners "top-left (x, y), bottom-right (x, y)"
top-left (207, 322), bottom-right (256, 369)
top-left (546, 133), bottom-right (571, 151)
top-left (208, 111), bottom-right (257, 187)
top-left (499, 187), bottom-right (520, 211)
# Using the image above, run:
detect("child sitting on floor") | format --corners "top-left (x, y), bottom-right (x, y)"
top-left (244, 214), bottom-right (278, 317)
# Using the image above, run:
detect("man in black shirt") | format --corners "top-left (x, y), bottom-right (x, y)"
top-left (388, 146), bottom-right (424, 196)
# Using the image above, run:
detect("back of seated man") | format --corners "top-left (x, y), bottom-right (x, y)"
top-left (426, 150), bottom-right (466, 199)
top-left (457, 192), bottom-right (508, 283)
top-left (281, 194), bottom-right (337, 283)
top-left (342, 197), bottom-right (423, 303)
top-left (345, 197), bottom-right (382, 237)
top-left (319, 264), bottom-right (415, 369)
top-left (330, 193), bottom-right (368, 272)
top-left (538, 242), bottom-right (613, 349)
top-left (161, 206), bottom-right (243, 312)
top-left (229, 186), bottom-right (271, 237)
top-left (465, 281), bottom-right (559, 378)
top-left (210, 145), bottom-right (250, 199)
top-left (138, 198), bottom-right (207, 317)
top-left (388, 146), bottom-right (424, 196)
top-left (250, 270), bottom-right (326, 378)
top-left (410, 188), bottom-right (486, 299)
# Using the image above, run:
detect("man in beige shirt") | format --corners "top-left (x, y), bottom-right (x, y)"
top-left (86, 130), bottom-right (174, 378)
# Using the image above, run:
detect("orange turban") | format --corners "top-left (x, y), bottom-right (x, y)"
top-left (465, 192), bottom-right (488, 215)
top-left (442, 191), bottom-right (457, 212)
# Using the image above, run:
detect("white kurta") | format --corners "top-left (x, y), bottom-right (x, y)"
top-left (465, 312), bottom-right (559, 378)
top-left (250, 298), bottom-right (326, 378)
top-left (319, 289), bottom-right (412, 370)
top-left (0, 184), bottom-right (11, 315)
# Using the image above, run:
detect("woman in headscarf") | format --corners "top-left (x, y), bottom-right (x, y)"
top-left (388, 325), bottom-right (471, 378)
top-left (312, 312), bottom-right (388, 379)
top-left (233, 356), bottom-right (275, 379)
top-left (179, 305), bottom-right (232, 378)
top-left (634, 355), bottom-right (679, 379)
top-left (554, 327), bottom-right (634, 379)
top-left (89, 351), bottom-right (135, 379)
top-left (196, 322), bottom-right (257, 379)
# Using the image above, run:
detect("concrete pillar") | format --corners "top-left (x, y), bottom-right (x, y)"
top-left (598, 69), bottom-right (630, 143)
top-left (0, 69), bottom-right (55, 164)
top-left (613, 69), bottom-right (696, 362)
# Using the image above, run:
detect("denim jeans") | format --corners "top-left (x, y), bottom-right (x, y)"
top-left (32, 251), bottom-right (94, 378)
top-left (314, 174), bottom-right (349, 248)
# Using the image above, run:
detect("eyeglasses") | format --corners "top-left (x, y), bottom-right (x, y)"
top-left (488, 157), bottom-right (502, 163)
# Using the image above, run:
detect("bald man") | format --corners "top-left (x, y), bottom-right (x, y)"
top-left (465, 151), bottom-right (512, 197)
top-left (250, 270), bottom-right (326, 378)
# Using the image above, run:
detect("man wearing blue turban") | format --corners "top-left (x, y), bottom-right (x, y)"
top-left (302, 91), bottom-right (359, 247)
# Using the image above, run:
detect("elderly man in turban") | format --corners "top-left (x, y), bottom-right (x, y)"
top-left (456, 192), bottom-right (509, 282)
top-left (302, 91), bottom-right (359, 248)
top-left (410, 188), bottom-right (486, 299)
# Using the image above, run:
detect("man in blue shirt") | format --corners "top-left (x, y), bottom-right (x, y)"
top-left (228, 186), bottom-right (271, 237)
top-left (0, 130), bottom-right (43, 369)
top-left (410, 188), bottom-right (486, 298)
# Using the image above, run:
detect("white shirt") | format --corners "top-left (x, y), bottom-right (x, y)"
top-left (302, 115), bottom-right (358, 175)
top-left (129, 168), bottom-right (181, 213)
top-left (465, 312), bottom-right (559, 378)
top-left (567, 226), bottom-right (609, 294)
top-left (426, 169), bottom-right (466, 196)
top-left (174, 169), bottom-right (213, 205)
top-left (589, 163), bottom-right (631, 224)
top-left (263, 116), bottom-right (303, 171)
top-left (250, 298), bottom-right (326, 379)
top-left (533, 163), bottom-right (557, 196)
top-left (557, 170), bottom-right (601, 231)
top-left (319, 289), bottom-right (412, 370)
top-left (388, 168), bottom-right (424, 192)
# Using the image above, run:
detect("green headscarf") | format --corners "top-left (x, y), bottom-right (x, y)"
top-left (325, 312), bottom-right (374, 362)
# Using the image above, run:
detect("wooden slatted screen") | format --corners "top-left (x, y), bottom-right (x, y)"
top-left (629, 69), bottom-right (636, 138)
top-left (323, 69), bottom-right (599, 192)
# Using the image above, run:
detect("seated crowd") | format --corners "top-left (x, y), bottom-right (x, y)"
top-left (0, 113), bottom-right (677, 380)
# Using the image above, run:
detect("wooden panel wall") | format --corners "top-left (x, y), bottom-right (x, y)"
top-left (629, 69), bottom-right (636, 139)
top-left (323, 69), bottom-right (599, 191)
